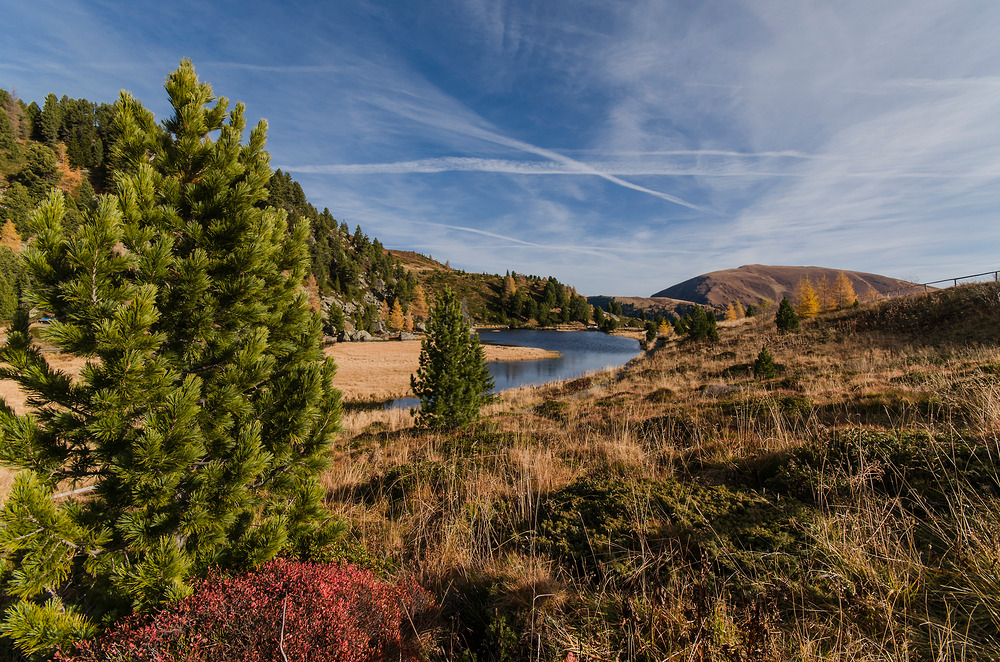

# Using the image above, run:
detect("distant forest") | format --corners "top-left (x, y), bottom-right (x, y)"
top-left (0, 87), bottom-right (603, 330)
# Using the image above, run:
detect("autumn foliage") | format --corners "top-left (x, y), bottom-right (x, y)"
top-left (55, 560), bottom-right (435, 662)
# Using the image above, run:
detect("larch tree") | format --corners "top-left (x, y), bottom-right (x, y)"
top-left (410, 287), bottom-right (493, 429)
top-left (0, 219), bottom-right (21, 253)
top-left (388, 299), bottom-right (405, 331)
top-left (834, 271), bottom-right (857, 309)
top-left (794, 277), bottom-right (820, 318)
top-left (410, 285), bottom-right (429, 321)
top-left (816, 275), bottom-right (835, 312)
top-left (0, 61), bottom-right (341, 656)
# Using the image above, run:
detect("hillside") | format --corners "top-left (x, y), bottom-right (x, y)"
top-left (330, 280), bottom-right (1000, 660)
top-left (389, 249), bottom-right (591, 327)
top-left (651, 264), bottom-right (924, 307)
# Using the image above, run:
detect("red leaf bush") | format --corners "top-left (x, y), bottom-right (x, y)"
top-left (56, 559), bottom-right (435, 662)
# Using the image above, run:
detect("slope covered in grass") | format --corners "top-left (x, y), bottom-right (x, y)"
top-left (328, 281), bottom-right (1000, 661)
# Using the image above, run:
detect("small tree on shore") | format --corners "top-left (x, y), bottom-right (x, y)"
top-left (411, 287), bottom-right (493, 428)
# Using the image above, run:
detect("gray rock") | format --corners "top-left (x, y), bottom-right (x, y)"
top-left (399, 332), bottom-right (417, 341)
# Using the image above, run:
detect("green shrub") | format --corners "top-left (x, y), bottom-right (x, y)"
top-left (753, 346), bottom-right (777, 379)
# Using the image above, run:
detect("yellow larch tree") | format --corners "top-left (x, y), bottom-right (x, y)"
top-left (816, 275), bottom-right (835, 312)
top-left (795, 277), bottom-right (820, 318)
top-left (834, 271), bottom-right (857, 308)
top-left (404, 312), bottom-right (414, 333)
top-left (388, 299), bottom-right (405, 331)
top-left (502, 274), bottom-right (516, 300)
top-left (0, 219), bottom-right (21, 254)
top-left (410, 285), bottom-right (429, 321)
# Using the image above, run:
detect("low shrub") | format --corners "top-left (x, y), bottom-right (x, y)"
top-left (56, 559), bottom-right (435, 662)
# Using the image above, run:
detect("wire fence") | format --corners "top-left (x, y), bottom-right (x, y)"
top-left (919, 269), bottom-right (1000, 290)
top-left (880, 269), bottom-right (1000, 299)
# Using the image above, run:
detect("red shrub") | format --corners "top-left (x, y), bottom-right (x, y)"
top-left (56, 559), bottom-right (435, 662)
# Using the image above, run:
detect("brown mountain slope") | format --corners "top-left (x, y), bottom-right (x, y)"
top-left (651, 264), bottom-right (925, 307)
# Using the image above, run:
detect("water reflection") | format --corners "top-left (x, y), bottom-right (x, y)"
top-left (387, 330), bottom-right (640, 409)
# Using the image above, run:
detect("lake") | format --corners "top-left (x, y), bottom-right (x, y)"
top-left (390, 329), bottom-right (641, 409)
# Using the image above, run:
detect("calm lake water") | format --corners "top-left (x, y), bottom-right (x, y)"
top-left (390, 329), bottom-right (641, 409)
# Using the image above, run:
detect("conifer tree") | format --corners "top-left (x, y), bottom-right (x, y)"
top-left (687, 307), bottom-right (705, 339)
top-left (388, 299), bottom-right (405, 331)
top-left (593, 305), bottom-right (605, 327)
top-left (795, 277), bottom-right (820, 317)
top-left (753, 345), bottom-right (777, 379)
top-left (39, 93), bottom-right (63, 145)
top-left (0, 105), bottom-right (14, 150)
top-left (834, 271), bottom-right (857, 309)
top-left (815, 275), bottom-right (834, 312)
top-left (0, 61), bottom-right (341, 655)
top-left (776, 296), bottom-right (799, 332)
top-left (706, 309), bottom-right (719, 341)
top-left (0, 219), bottom-right (21, 253)
top-left (410, 285), bottom-right (429, 321)
top-left (0, 246), bottom-right (22, 320)
top-left (410, 287), bottom-right (493, 428)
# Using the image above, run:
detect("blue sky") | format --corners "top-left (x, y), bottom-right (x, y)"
top-left (3, 1), bottom-right (1000, 296)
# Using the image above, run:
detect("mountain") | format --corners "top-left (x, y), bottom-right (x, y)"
top-left (650, 264), bottom-right (926, 308)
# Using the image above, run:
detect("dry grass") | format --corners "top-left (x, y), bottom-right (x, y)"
top-left (321, 283), bottom-right (1000, 661)
top-left (4, 284), bottom-right (1000, 660)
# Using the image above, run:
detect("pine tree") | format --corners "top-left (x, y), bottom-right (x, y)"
top-left (0, 246), bottom-right (22, 320)
top-left (795, 277), bottom-right (820, 318)
top-left (0, 61), bottom-right (341, 656)
top-left (327, 304), bottom-right (346, 335)
top-left (753, 345), bottom-right (777, 379)
top-left (776, 296), bottom-right (799, 332)
top-left (593, 305), bottom-right (605, 327)
top-left (410, 287), bottom-right (493, 428)
top-left (39, 93), bottom-right (63, 145)
top-left (687, 305), bottom-right (717, 341)
top-left (0, 104), bottom-right (14, 150)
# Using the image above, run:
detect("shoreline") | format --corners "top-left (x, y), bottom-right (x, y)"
top-left (324, 339), bottom-right (559, 402)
